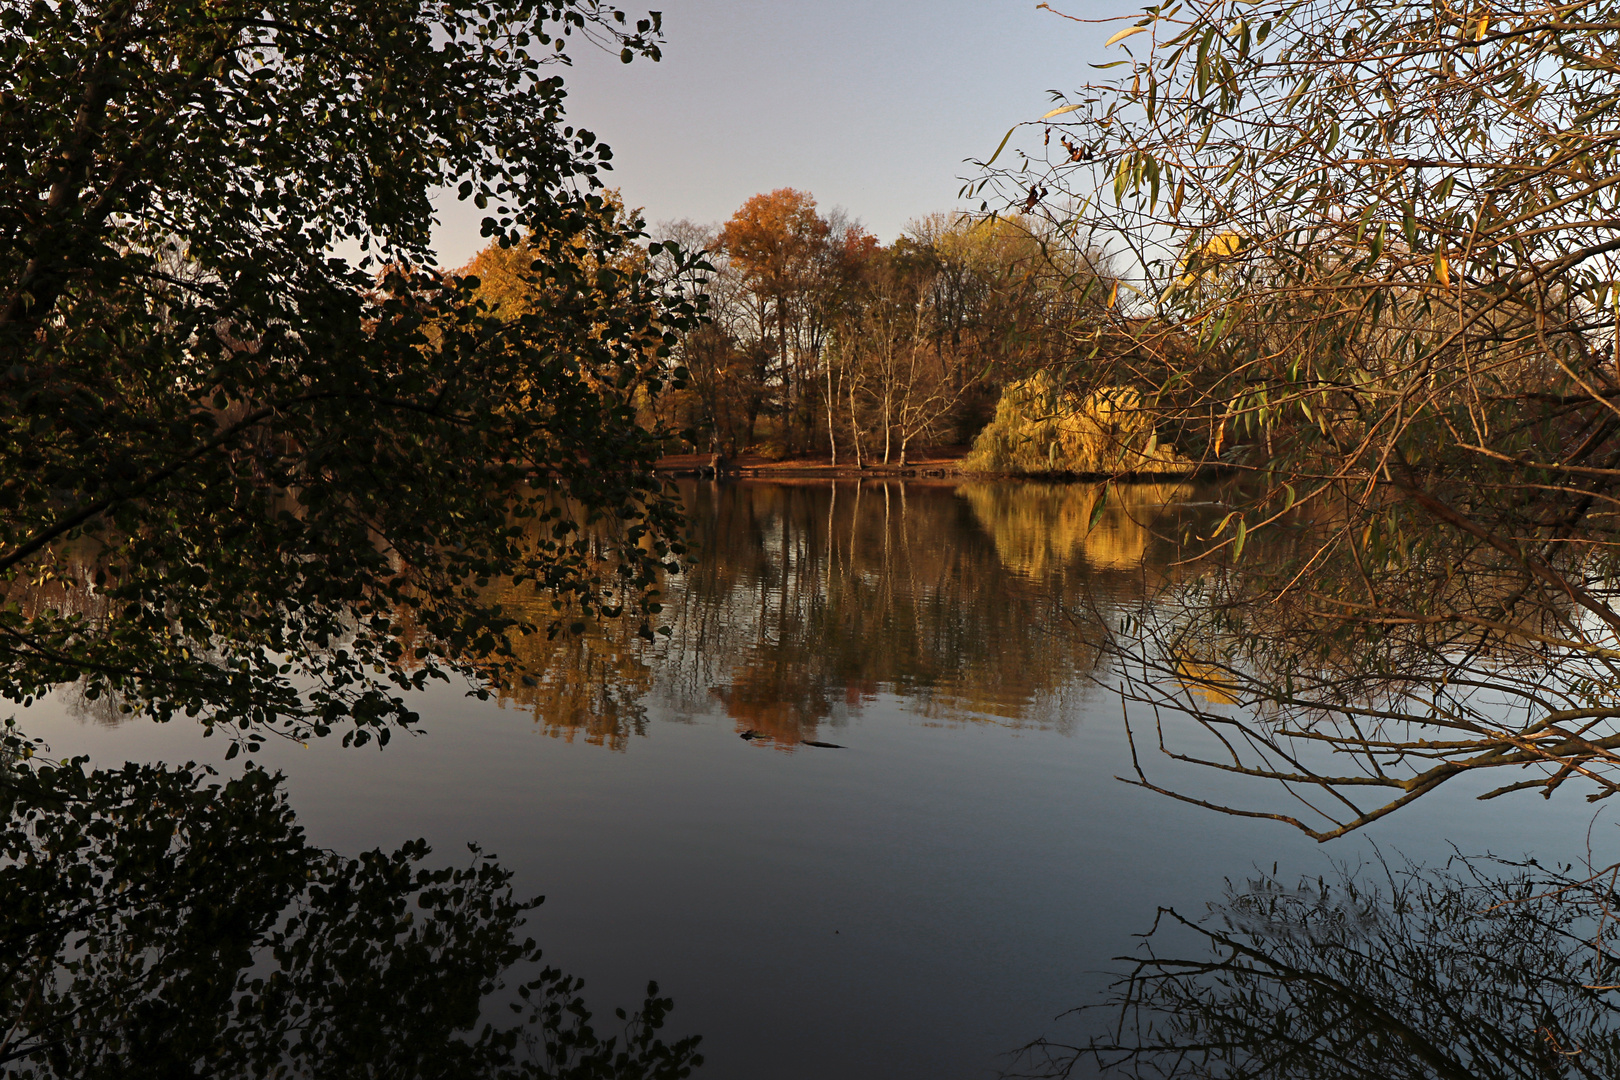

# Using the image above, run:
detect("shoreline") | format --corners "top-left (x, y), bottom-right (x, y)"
top-left (652, 450), bottom-right (1215, 483)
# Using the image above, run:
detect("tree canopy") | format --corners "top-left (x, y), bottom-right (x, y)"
top-left (653, 198), bottom-right (1106, 463)
top-left (0, 0), bottom-right (704, 751)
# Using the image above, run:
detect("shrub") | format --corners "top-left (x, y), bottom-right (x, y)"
top-left (965, 373), bottom-right (1190, 475)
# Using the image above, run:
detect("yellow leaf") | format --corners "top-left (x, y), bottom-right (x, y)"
top-left (1476, 14), bottom-right (1488, 39)
top-left (1436, 254), bottom-right (1450, 285)
top-left (1107, 281), bottom-right (1119, 308)
top-left (1105, 24), bottom-right (1149, 47)
top-left (1040, 102), bottom-right (1084, 120)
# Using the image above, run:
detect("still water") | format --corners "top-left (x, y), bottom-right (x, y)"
top-left (21, 480), bottom-right (1611, 1078)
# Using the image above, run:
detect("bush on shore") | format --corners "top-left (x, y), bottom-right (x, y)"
top-left (965, 373), bottom-right (1190, 475)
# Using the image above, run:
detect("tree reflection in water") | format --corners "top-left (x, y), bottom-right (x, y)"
top-left (489, 479), bottom-right (1202, 749)
top-left (1013, 853), bottom-right (1620, 1079)
top-left (0, 738), bottom-right (702, 1079)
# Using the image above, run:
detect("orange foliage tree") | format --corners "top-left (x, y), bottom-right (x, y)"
top-left (717, 188), bottom-right (833, 450)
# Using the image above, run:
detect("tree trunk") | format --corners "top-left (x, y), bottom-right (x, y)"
top-left (882, 388), bottom-right (892, 465)
top-left (826, 359), bottom-right (838, 467)
top-left (778, 298), bottom-right (792, 453)
top-left (848, 378), bottom-right (864, 468)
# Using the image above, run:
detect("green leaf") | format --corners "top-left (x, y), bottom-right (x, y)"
top-left (985, 125), bottom-right (1018, 166)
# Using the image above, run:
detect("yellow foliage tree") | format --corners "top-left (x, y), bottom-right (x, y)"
top-left (965, 371), bottom-right (1190, 475)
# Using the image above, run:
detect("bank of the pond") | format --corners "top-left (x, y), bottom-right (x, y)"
top-left (655, 445), bottom-right (1219, 482)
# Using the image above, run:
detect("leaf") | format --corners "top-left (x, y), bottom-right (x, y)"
top-left (1041, 102), bottom-right (1084, 120)
top-left (1089, 486), bottom-right (1111, 529)
top-left (985, 125), bottom-right (1018, 167)
top-left (1106, 25), bottom-right (1149, 47)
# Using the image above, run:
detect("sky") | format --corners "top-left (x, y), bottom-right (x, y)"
top-left (431, 0), bottom-right (1136, 266)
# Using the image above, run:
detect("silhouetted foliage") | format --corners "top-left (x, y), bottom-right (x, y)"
top-left (0, 1), bottom-right (704, 1072)
top-left (0, 0), bottom-right (699, 750)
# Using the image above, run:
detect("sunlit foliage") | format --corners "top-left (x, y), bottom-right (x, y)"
top-left (965, 373), bottom-right (1190, 475)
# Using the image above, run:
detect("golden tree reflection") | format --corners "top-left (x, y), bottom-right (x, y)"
top-left (489, 480), bottom-right (1207, 750)
top-left (487, 610), bottom-right (654, 750)
top-left (21, 481), bottom-right (1216, 754)
top-left (959, 481), bottom-right (1192, 575)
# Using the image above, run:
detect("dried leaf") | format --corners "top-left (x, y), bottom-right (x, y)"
top-left (1105, 25), bottom-right (1149, 47)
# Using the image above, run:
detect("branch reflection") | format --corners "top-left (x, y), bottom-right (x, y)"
top-left (1015, 853), bottom-right (1620, 1079)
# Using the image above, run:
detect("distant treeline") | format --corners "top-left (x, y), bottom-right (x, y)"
top-left (461, 189), bottom-right (1118, 466)
top-left (652, 189), bottom-right (1111, 463)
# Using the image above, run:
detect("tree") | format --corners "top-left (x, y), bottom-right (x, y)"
top-left (912, 212), bottom-right (1101, 403)
top-left (717, 188), bottom-right (831, 451)
top-left (982, 0), bottom-right (1620, 837)
top-left (809, 215), bottom-right (878, 466)
top-left (825, 213), bottom-right (1107, 467)
top-left (0, 6), bottom-right (708, 1067)
top-left (0, 0), bottom-right (702, 751)
top-left (646, 219), bottom-right (765, 455)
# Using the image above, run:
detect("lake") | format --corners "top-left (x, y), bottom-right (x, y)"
top-left (18, 479), bottom-right (1612, 1078)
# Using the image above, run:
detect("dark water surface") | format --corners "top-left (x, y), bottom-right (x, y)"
top-left (21, 480), bottom-right (1608, 1079)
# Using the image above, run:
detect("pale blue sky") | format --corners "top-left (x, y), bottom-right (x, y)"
top-left (432, 0), bottom-right (1134, 265)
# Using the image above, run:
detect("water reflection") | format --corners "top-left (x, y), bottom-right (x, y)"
top-left (491, 480), bottom-right (1202, 749)
top-left (1015, 854), bottom-right (1620, 1079)
top-left (0, 745), bottom-right (702, 1077)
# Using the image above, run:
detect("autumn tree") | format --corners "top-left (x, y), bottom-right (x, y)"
top-left (826, 212), bottom-right (1107, 466)
top-left (810, 216), bottom-right (880, 465)
top-left (663, 197), bottom-right (1103, 464)
top-left (914, 212), bottom-right (1100, 398)
top-left (831, 240), bottom-right (947, 466)
top-left (648, 219), bottom-right (769, 453)
top-left (717, 188), bottom-right (832, 450)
